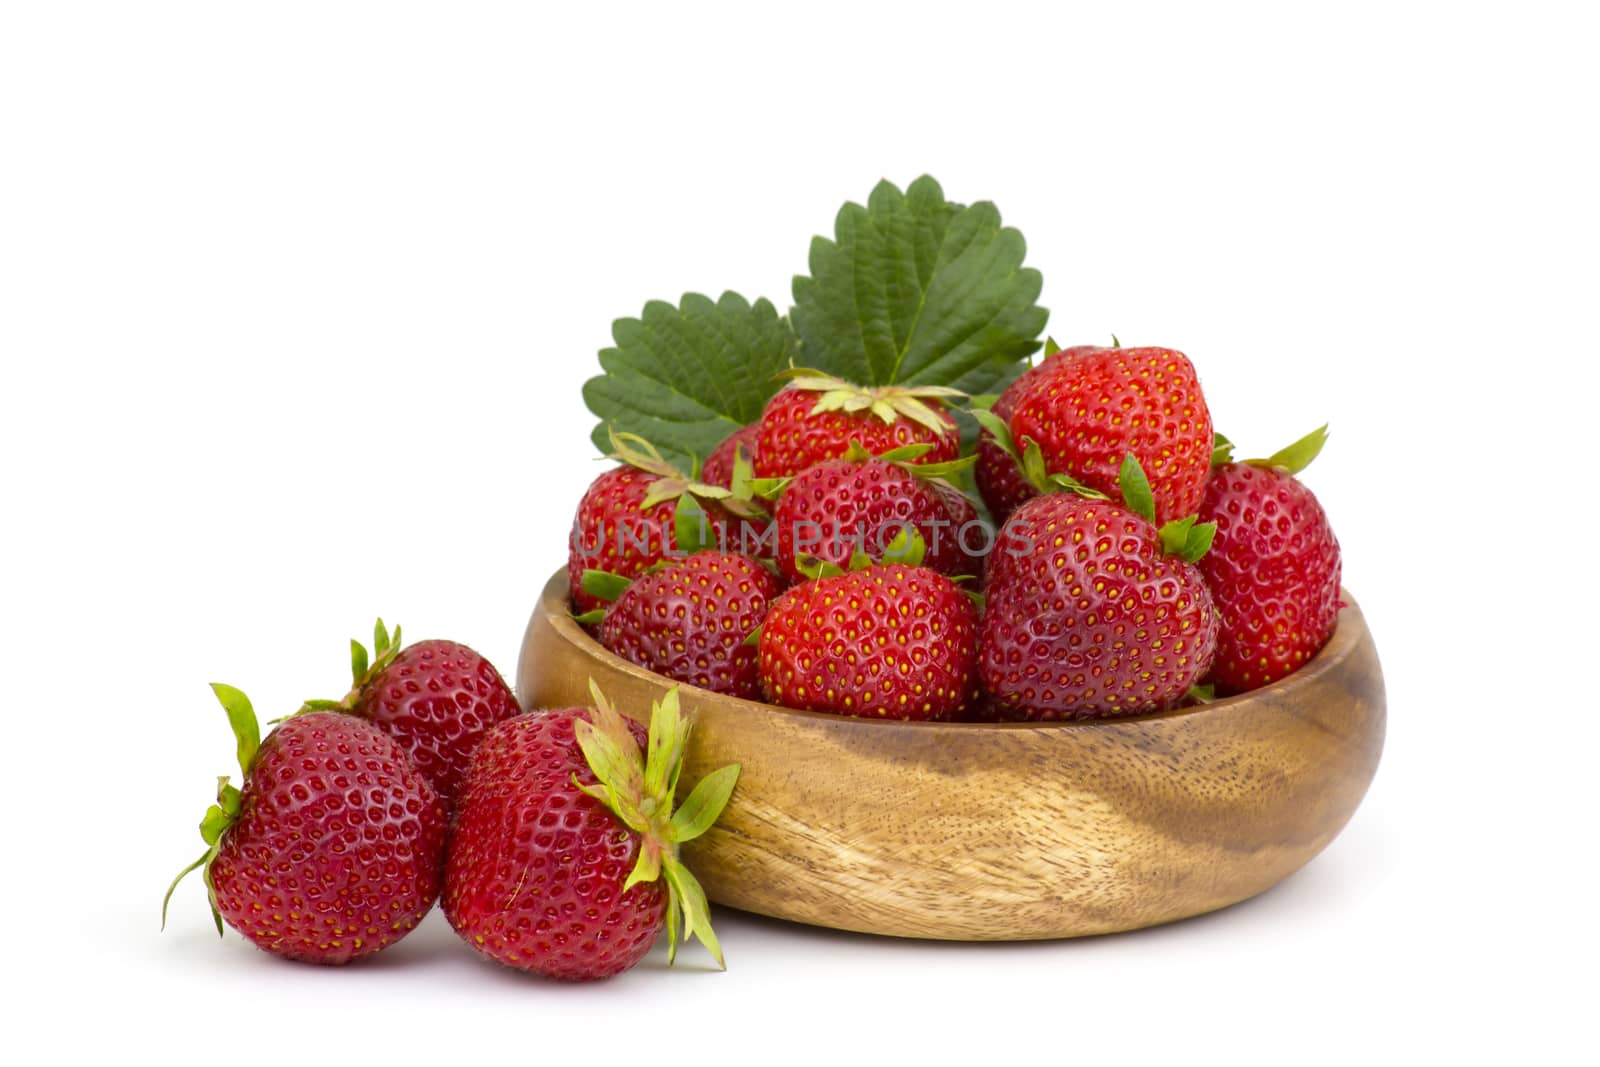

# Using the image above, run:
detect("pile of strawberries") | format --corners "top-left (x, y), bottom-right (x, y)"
top-left (571, 344), bottom-right (1343, 721)
top-left (169, 342), bottom-right (1345, 984)
top-left (166, 623), bottom-right (737, 981)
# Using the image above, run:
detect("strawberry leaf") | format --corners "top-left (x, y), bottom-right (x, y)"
top-left (792, 175), bottom-right (1046, 395)
top-left (1211, 432), bottom-right (1235, 466)
top-left (1257, 424), bottom-right (1329, 475)
top-left (580, 569), bottom-right (632, 603)
top-left (1118, 454), bottom-right (1157, 524)
top-left (882, 526), bottom-right (928, 568)
top-left (208, 683), bottom-right (260, 779)
top-left (670, 763), bottom-right (741, 844)
top-left (1158, 515), bottom-right (1218, 563)
top-left (662, 857), bottom-right (724, 969)
top-left (673, 496), bottom-right (713, 556)
top-left (583, 292), bottom-right (800, 469)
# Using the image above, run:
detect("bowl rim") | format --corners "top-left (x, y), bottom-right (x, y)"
top-left (529, 568), bottom-right (1368, 732)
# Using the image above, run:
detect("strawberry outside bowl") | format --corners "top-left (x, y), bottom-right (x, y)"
top-left (516, 569), bottom-right (1385, 941)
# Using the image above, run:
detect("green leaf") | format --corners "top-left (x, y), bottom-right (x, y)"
top-left (374, 618), bottom-right (390, 657)
top-left (571, 608), bottom-right (607, 626)
top-left (673, 495), bottom-right (713, 556)
top-left (873, 442), bottom-right (936, 464)
top-left (623, 841), bottom-right (663, 893)
top-left (582, 292), bottom-right (801, 469)
top-left (198, 803), bottom-right (231, 846)
top-left (1258, 424), bottom-right (1329, 475)
top-left (882, 526), bottom-right (928, 568)
top-left (1118, 454), bottom-right (1156, 524)
top-left (909, 454), bottom-right (978, 481)
top-left (1187, 682), bottom-right (1216, 703)
top-left (742, 624), bottom-right (763, 647)
top-left (643, 687), bottom-right (687, 803)
top-left (580, 569), bottom-right (632, 603)
top-left (670, 763), bottom-right (741, 844)
top-left (1159, 516), bottom-right (1217, 563)
top-left (349, 639), bottom-right (369, 685)
top-left (664, 878), bottom-right (683, 964)
top-left (1044, 336), bottom-right (1061, 357)
top-left (661, 857), bottom-right (724, 969)
top-left (795, 555), bottom-right (846, 582)
top-left (208, 684), bottom-right (260, 779)
top-left (791, 176), bottom-right (1046, 395)
top-left (1211, 432), bottom-right (1235, 467)
top-left (745, 476), bottom-right (791, 499)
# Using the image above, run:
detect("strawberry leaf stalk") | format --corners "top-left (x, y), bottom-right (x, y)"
top-left (572, 682), bottom-right (738, 967)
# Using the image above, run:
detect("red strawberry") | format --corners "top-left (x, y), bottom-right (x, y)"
top-left (1198, 427), bottom-right (1342, 695)
top-left (164, 686), bottom-right (446, 964)
top-left (928, 480), bottom-right (988, 580)
top-left (975, 344), bottom-right (1110, 524)
top-left (297, 621), bottom-right (520, 810)
top-left (569, 432), bottom-right (769, 613)
top-left (568, 465), bottom-right (679, 613)
top-left (980, 482), bottom-right (1218, 720)
top-left (1007, 346), bottom-right (1213, 524)
top-left (753, 371), bottom-right (962, 479)
top-left (598, 550), bottom-right (781, 700)
top-left (758, 561), bottom-right (981, 720)
top-left (772, 456), bottom-right (982, 583)
top-left (443, 685), bottom-right (738, 981)
top-left (701, 424), bottom-right (761, 489)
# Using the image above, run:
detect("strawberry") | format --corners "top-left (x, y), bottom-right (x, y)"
top-left (1198, 427), bottom-right (1342, 695)
top-left (758, 558), bottom-right (981, 720)
top-left (753, 370), bottom-right (962, 479)
top-left (771, 453), bottom-right (983, 583)
top-left (443, 685), bottom-right (738, 981)
top-left (1006, 345), bottom-right (1213, 524)
top-left (298, 621), bottom-right (520, 810)
top-left (979, 460), bottom-right (1219, 720)
top-left (700, 424), bottom-right (761, 489)
top-left (596, 550), bottom-right (781, 700)
top-left (974, 343), bottom-right (1110, 524)
top-left (569, 431), bottom-right (769, 613)
top-left (164, 686), bottom-right (446, 964)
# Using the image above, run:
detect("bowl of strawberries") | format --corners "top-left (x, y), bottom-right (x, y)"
top-left (522, 203), bottom-right (1385, 939)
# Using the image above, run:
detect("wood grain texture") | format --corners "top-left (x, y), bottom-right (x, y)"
top-left (517, 570), bottom-right (1385, 941)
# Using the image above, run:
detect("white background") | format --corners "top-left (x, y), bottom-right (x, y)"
top-left (4, 1), bottom-right (1596, 1062)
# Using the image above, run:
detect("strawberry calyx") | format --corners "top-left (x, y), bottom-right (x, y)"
top-left (1211, 432), bottom-right (1235, 466)
top-left (838, 439), bottom-right (978, 484)
top-left (1117, 455), bottom-right (1216, 563)
top-left (288, 618), bottom-right (403, 719)
top-left (163, 683), bottom-right (262, 936)
top-left (572, 681), bottom-right (740, 969)
top-left (607, 428), bottom-right (768, 523)
top-left (969, 407), bottom-right (1108, 499)
top-left (793, 527), bottom-right (930, 582)
top-left (1246, 424), bottom-right (1329, 476)
top-left (572, 569), bottom-right (630, 625)
top-left (779, 368), bottom-right (965, 437)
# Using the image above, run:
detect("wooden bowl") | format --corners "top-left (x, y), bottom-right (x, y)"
top-left (517, 570), bottom-right (1385, 941)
